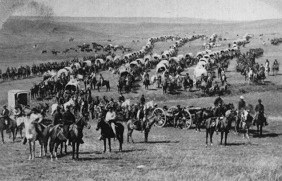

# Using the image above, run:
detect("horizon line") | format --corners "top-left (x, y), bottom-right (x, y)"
top-left (10, 15), bottom-right (282, 23)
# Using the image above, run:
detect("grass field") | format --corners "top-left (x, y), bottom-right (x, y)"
top-left (0, 17), bottom-right (282, 181)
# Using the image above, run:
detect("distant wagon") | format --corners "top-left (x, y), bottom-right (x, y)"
top-left (65, 79), bottom-right (80, 94)
top-left (8, 90), bottom-right (31, 109)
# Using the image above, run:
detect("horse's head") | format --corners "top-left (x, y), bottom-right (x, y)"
top-left (77, 115), bottom-right (91, 129)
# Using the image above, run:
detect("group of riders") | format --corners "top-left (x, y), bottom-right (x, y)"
top-left (212, 95), bottom-right (268, 133)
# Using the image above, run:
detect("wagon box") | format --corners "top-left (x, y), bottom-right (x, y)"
top-left (8, 90), bottom-right (31, 109)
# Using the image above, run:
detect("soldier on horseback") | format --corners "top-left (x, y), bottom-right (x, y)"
top-left (99, 73), bottom-right (104, 85)
top-left (53, 106), bottom-right (63, 126)
top-left (105, 106), bottom-right (117, 137)
top-left (1, 105), bottom-right (11, 130)
top-left (254, 99), bottom-right (268, 126)
top-left (237, 96), bottom-right (246, 129)
top-left (214, 96), bottom-right (224, 133)
top-left (62, 105), bottom-right (77, 144)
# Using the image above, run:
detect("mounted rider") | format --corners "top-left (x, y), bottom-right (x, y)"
top-left (99, 73), bottom-right (104, 85)
top-left (174, 105), bottom-right (184, 127)
top-left (1, 105), bottom-right (11, 130)
top-left (13, 105), bottom-right (23, 119)
top-left (214, 96), bottom-right (224, 133)
top-left (237, 96), bottom-right (246, 128)
top-left (53, 106), bottom-right (63, 125)
top-left (254, 99), bottom-right (268, 126)
top-left (62, 105), bottom-right (76, 145)
top-left (105, 106), bottom-right (117, 138)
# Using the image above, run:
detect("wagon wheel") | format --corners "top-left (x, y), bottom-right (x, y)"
top-left (153, 108), bottom-right (166, 127)
top-left (168, 106), bottom-right (178, 127)
top-left (182, 109), bottom-right (193, 129)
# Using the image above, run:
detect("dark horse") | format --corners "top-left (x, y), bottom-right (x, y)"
top-left (253, 112), bottom-right (266, 137)
top-left (48, 124), bottom-right (68, 161)
top-left (96, 80), bottom-right (111, 92)
top-left (127, 116), bottom-right (157, 143)
top-left (218, 108), bottom-right (237, 145)
top-left (69, 116), bottom-right (91, 159)
top-left (0, 117), bottom-right (17, 143)
top-left (96, 119), bottom-right (124, 152)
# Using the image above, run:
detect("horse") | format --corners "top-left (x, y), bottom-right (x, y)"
top-left (205, 117), bottom-right (217, 146)
top-left (96, 118), bottom-right (124, 153)
top-left (127, 116), bottom-right (157, 143)
top-left (69, 116), bottom-right (91, 159)
top-left (96, 80), bottom-right (110, 92)
top-left (0, 116), bottom-right (17, 143)
top-left (48, 124), bottom-right (68, 161)
top-left (218, 109), bottom-right (237, 145)
top-left (23, 115), bottom-right (50, 160)
top-left (253, 112), bottom-right (266, 137)
top-left (240, 110), bottom-right (253, 139)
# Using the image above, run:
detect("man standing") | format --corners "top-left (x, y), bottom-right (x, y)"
top-left (140, 94), bottom-right (145, 106)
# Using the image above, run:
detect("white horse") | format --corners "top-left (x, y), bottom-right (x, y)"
top-left (121, 99), bottom-right (131, 108)
top-left (51, 98), bottom-right (75, 115)
top-left (240, 109), bottom-right (253, 139)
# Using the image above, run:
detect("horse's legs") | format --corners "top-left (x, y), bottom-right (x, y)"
top-left (225, 131), bottom-right (228, 146)
top-left (76, 143), bottom-right (80, 159)
top-left (39, 143), bottom-right (43, 157)
top-left (260, 125), bottom-right (263, 137)
top-left (33, 141), bottom-right (36, 159)
top-left (210, 129), bottom-right (214, 146)
top-left (60, 142), bottom-right (63, 155)
top-left (127, 129), bottom-right (133, 143)
top-left (206, 129), bottom-right (208, 146)
top-left (29, 141), bottom-right (32, 160)
top-left (103, 139), bottom-right (106, 153)
top-left (220, 131), bottom-right (223, 145)
top-left (108, 138), bottom-right (111, 152)
top-left (65, 142), bottom-right (67, 154)
top-left (72, 142), bottom-right (75, 159)
top-left (1, 130), bottom-right (4, 143)
top-left (12, 128), bottom-right (16, 142)
top-left (144, 130), bottom-right (149, 143)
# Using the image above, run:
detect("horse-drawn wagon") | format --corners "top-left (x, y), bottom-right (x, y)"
top-left (8, 90), bottom-right (31, 109)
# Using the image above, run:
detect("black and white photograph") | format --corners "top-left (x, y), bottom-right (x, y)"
top-left (0, 0), bottom-right (282, 180)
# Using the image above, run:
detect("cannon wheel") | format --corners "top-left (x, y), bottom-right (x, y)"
top-left (153, 108), bottom-right (166, 127)
top-left (183, 109), bottom-right (193, 129)
top-left (168, 106), bottom-right (178, 127)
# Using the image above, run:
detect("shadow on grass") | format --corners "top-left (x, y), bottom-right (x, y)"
top-left (249, 129), bottom-right (281, 138)
top-left (115, 148), bottom-right (146, 153)
top-left (78, 157), bottom-right (121, 161)
top-left (136, 140), bottom-right (180, 144)
top-left (224, 142), bottom-right (246, 146)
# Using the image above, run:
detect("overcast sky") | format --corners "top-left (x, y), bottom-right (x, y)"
top-left (19, 0), bottom-right (282, 21)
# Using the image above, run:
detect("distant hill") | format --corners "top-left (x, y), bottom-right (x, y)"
top-left (1, 17), bottom-right (81, 34)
